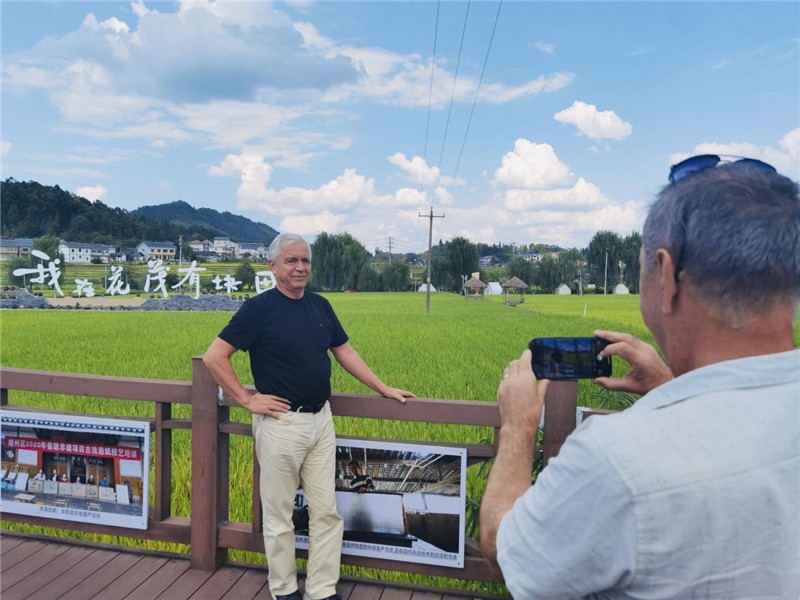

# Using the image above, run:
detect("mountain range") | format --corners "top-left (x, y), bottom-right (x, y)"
top-left (134, 200), bottom-right (278, 243)
top-left (0, 178), bottom-right (278, 245)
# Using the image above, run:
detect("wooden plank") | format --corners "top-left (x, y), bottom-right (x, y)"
top-left (155, 566), bottom-right (215, 600)
top-left (23, 548), bottom-right (117, 600)
top-left (0, 540), bottom-right (70, 592)
top-left (0, 535), bottom-right (26, 554)
top-left (188, 565), bottom-right (248, 599)
top-left (380, 588), bottom-right (414, 600)
top-left (61, 551), bottom-right (143, 599)
top-left (97, 555), bottom-right (170, 600)
top-left (2, 545), bottom-right (96, 599)
top-left (121, 557), bottom-right (191, 600)
top-left (349, 582), bottom-right (384, 600)
top-left (0, 368), bottom-right (193, 404)
top-left (0, 539), bottom-right (49, 570)
top-left (337, 580), bottom-right (356, 600)
top-left (219, 567), bottom-right (268, 600)
top-left (411, 592), bottom-right (442, 600)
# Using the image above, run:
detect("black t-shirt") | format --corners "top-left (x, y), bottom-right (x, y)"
top-left (218, 288), bottom-right (348, 406)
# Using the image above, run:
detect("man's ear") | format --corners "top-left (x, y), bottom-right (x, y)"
top-left (655, 248), bottom-right (680, 315)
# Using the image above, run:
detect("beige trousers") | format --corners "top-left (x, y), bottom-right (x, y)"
top-left (253, 404), bottom-right (343, 600)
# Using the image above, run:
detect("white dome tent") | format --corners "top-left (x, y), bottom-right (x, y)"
top-left (555, 283), bottom-right (572, 295)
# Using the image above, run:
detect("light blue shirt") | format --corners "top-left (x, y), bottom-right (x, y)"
top-left (497, 349), bottom-right (800, 599)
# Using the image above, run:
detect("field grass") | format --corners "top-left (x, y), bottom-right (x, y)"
top-left (1, 291), bottom-right (796, 592)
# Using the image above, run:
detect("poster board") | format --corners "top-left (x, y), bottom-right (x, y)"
top-left (293, 438), bottom-right (467, 569)
top-left (0, 409), bottom-right (150, 530)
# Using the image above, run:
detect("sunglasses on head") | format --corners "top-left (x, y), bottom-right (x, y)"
top-left (669, 154), bottom-right (777, 184)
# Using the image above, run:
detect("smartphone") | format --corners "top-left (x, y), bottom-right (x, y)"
top-left (529, 337), bottom-right (612, 380)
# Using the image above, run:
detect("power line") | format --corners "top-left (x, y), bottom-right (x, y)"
top-left (422, 0), bottom-right (441, 187)
top-left (449, 1), bottom-right (502, 195)
top-left (432, 0), bottom-right (471, 194)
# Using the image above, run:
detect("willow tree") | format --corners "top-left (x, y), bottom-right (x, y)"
top-left (310, 232), bottom-right (370, 292)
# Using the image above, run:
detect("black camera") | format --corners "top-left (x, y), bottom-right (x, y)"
top-left (529, 337), bottom-right (612, 380)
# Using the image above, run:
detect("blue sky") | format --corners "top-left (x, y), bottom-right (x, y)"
top-left (2, 1), bottom-right (798, 255)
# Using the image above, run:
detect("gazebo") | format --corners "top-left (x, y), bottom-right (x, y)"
top-left (502, 276), bottom-right (528, 306)
top-left (463, 275), bottom-right (487, 300)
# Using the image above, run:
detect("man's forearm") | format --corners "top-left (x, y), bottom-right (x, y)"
top-left (480, 424), bottom-right (537, 571)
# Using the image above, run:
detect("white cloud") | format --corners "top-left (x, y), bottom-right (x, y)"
top-left (554, 101), bottom-right (633, 141)
top-left (1, 140), bottom-right (11, 156)
top-left (502, 178), bottom-right (608, 211)
top-left (295, 22), bottom-right (574, 108)
top-left (75, 185), bottom-right (108, 202)
top-left (494, 139), bottom-right (575, 189)
top-left (279, 211), bottom-right (346, 237)
top-left (534, 42), bottom-right (555, 55)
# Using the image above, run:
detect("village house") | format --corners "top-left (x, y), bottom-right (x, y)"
top-left (0, 238), bottom-right (34, 261)
top-left (57, 241), bottom-right (116, 264)
top-left (136, 241), bottom-right (177, 262)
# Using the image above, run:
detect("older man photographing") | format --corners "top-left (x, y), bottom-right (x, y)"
top-left (481, 156), bottom-right (799, 598)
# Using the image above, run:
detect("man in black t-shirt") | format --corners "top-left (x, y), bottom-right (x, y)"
top-left (203, 233), bottom-right (414, 600)
top-left (348, 461), bottom-right (375, 493)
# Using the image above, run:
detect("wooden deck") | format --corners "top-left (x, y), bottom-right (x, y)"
top-left (0, 532), bottom-right (510, 600)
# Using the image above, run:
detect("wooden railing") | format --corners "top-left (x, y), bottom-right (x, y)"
top-left (0, 360), bottom-right (582, 584)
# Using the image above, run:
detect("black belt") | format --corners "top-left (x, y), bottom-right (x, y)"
top-left (289, 401), bottom-right (327, 414)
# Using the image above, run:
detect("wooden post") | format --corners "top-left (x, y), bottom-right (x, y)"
top-left (542, 381), bottom-right (579, 466)
top-left (190, 356), bottom-right (230, 570)
top-left (154, 401), bottom-right (172, 521)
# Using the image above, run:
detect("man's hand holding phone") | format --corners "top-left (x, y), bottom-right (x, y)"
top-left (497, 349), bottom-right (549, 433)
top-left (592, 330), bottom-right (674, 394)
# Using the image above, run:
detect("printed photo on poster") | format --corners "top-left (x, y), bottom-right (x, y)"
top-left (294, 438), bottom-right (467, 568)
top-left (1, 410), bottom-right (150, 530)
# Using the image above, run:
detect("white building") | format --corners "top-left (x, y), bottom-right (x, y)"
top-left (137, 241), bottom-right (177, 262)
top-left (237, 242), bottom-right (266, 259)
top-left (57, 241), bottom-right (116, 264)
top-left (212, 237), bottom-right (237, 259)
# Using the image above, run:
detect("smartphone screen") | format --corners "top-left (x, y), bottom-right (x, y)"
top-left (529, 337), bottom-right (612, 380)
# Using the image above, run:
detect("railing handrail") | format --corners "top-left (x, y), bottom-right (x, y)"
top-left (0, 362), bottom-right (580, 585)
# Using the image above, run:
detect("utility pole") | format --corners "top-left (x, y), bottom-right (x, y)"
top-left (604, 250), bottom-right (608, 295)
top-left (179, 235), bottom-right (184, 295)
top-left (387, 237), bottom-right (394, 262)
top-left (419, 206), bottom-right (445, 314)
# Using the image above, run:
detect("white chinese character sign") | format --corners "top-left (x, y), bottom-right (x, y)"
top-left (12, 250), bottom-right (277, 300)
top-left (294, 439), bottom-right (467, 569)
top-left (0, 410), bottom-right (150, 530)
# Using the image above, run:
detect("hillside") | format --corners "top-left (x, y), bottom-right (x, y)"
top-left (0, 179), bottom-right (278, 245)
top-left (134, 200), bottom-right (277, 243)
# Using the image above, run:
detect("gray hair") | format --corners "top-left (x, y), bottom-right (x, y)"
top-left (642, 165), bottom-right (800, 327)
top-left (267, 233), bottom-right (312, 263)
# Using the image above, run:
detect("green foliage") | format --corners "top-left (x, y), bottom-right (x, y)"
top-left (585, 230), bottom-right (641, 293)
top-left (506, 256), bottom-right (536, 288)
top-left (234, 261), bottom-right (256, 291)
top-left (357, 264), bottom-right (381, 291)
top-left (381, 260), bottom-right (410, 292)
top-left (310, 232), bottom-right (371, 291)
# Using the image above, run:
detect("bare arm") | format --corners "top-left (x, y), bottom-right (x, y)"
top-left (202, 337), bottom-right (291, 418)
top-left (480, 349), bottom-right (549, 574)
top-left (330, 342), bottom-right (415, 403)
top-left (592, 330), bottom-right (674, 394)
